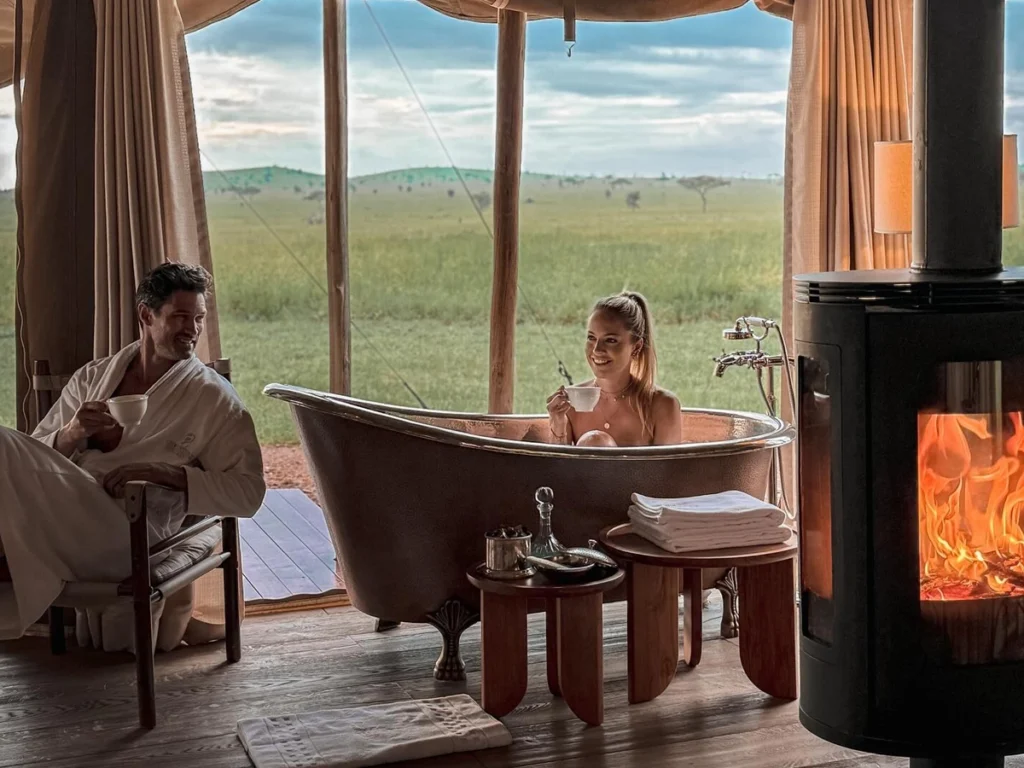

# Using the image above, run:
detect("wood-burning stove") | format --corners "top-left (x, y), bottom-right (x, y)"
top-left (794, 2), bottom-right (1024, 767)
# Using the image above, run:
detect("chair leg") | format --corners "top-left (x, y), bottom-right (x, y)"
top-left (127, 484), bottom-right (156, 729)
top-left (49, 607), bottom-right (67, 655)
top-left (134, 597), bottom-right (156, 729)
top-left (222, 517), bottom-right (242, 663)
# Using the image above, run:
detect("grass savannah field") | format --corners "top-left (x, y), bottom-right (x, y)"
top-left (2, 166), bottom-right (1022, 445)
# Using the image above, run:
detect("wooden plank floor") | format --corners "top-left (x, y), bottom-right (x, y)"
top-left (240, 489), bottom-right (345, 604)
top-left (0, 597), bottom-right (993, 767)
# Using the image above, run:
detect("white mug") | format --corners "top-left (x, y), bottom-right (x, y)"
top-left (106, 394), bottom-right (149, 427)
top-left (565, 386), bottom-right (601, 412)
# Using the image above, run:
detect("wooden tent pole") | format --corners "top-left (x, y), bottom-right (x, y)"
top-left (324, 0), bottom-right (351, 394)
top-left (488, 9), bottom-right (527, 414)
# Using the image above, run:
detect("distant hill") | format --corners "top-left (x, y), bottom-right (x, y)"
top-left (202, 165), bottom-right (325, 195)
top-left (201, 164), bottom-right (502, 195)
top-left (200, 165), bottom-right (777, 197)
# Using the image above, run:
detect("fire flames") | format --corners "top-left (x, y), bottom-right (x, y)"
top-left (920, 412), bottom-right (1024, 601)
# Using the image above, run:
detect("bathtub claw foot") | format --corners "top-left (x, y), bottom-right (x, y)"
top-left (426, 598), bottom-right (480, 682)
top-left (375, 619), bottom-right (401, 632)
top-left (716, 568), bottom-right (739, 639)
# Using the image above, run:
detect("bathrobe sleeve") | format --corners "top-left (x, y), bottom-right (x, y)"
top-left (31, 368), bottom-right (88, 455)
top-left (182, 404), bottom-right (266, 519)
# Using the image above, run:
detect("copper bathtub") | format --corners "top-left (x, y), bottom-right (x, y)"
top-left (263, 384), bottom-right (795, 679)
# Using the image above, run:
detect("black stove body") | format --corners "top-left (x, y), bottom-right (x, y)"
top-left (793, 2), bottom-right (1024, 767)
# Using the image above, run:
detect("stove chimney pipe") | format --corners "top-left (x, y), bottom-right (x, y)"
top-left (913, 0), bottom-right (1005, 274)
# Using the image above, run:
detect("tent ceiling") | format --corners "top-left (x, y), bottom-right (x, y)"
top-left (0, 0), bottom-right (260, 88)
top-left (415, 0), bottom-right (762, 23)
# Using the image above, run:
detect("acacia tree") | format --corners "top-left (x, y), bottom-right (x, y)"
top-left (677, 175), bottom-right (730, 213)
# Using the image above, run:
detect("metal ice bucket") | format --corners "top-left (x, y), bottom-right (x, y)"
top-left (484, 526), bottom-right (536, 579)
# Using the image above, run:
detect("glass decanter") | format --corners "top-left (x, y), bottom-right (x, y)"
top-left (530, 486), bottom-right (565, 558)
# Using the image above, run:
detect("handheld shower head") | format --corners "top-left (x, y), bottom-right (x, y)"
top-left (722, 326), bottom-right (754, 341)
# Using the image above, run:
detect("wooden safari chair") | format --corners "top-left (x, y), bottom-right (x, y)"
top-left (30, 358), bottom-right (243, 730)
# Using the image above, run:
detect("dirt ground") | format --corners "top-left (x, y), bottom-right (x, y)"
top-left (261, 445), bottom-right (318, 504)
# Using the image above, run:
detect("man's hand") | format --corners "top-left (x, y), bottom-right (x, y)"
top-left (55, 402), bottom-right (120, 456)
top-left (102, 463), bottom-right (187, 499)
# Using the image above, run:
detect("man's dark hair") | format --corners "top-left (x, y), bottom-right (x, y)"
top-left (135, 262), bottom-right (212, 312)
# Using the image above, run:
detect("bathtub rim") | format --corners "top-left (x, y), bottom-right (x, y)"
top-left (263, 383), bottom-right (795, 460)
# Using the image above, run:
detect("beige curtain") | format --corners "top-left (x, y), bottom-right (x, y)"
top-left (779, 0), bottom-right (913, 344)
top-left (90, 0), bottom-right (229, 643)
top-left (14, 0), bottom-right (235, 645)
top-left (13, 0), bottom-right (96, 432)
top-left (92, 0), bottom-right (220, 362)
top-left (765, 0), bottom-right (912, 508)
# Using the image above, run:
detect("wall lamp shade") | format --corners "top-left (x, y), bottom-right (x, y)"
top-left (1005, 134), bottom-right (1020, 229)
top-left (873, 135), bottom-right (1020, 233)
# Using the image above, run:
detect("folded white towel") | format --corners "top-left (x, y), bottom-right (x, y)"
top-left (237, 694), bottom-right (511, 768)
top-left (631, 490), bottom-right (785, 526)
top-left (627, 505), bottom-right (785, 536)
top-left (629, 509), bottom-right (794, 554)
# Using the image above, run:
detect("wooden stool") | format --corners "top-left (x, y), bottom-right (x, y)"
top-left (599, 523), bottom-right (798, 705)
top-left (467, 563), bottom-right (625, 726)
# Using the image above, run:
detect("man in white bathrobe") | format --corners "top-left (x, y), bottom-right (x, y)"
top-left (0, 262), bottom-right (266, 641)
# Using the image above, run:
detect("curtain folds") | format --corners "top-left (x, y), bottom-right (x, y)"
top-left (13, 0), bottom-right (230, 649)
top-left (92, 0), bottom-right (219, 362)
top-left (13, 0), bottom-right (96, 433)
top-left (780, 0), bottom-right (913, 344)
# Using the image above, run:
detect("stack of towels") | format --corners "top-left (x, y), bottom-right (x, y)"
top-left (628, 490), bottom-right (793, 553)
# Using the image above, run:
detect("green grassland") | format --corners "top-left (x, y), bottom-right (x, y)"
top-left (3, 166), bottom-right (1023, 444)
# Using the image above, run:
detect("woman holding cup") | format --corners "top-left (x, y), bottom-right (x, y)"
top-left (546, 291), bottom-right (681, 447)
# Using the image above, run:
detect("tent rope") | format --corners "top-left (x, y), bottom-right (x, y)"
top-left (12, 0), bottom-right (31, 428)
top-left (360, 0), bottom-right (575, 387)
top-left (198, 150), bottom-right (429, 409)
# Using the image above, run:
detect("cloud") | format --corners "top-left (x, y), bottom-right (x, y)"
top-left (183, 0), bottom-right (798, 178)
top-left (182, 0), bottom-right (1022, 179)
top-left (0, 0), bottom-right (1017, 189)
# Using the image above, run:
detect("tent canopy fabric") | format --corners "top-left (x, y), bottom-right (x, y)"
top-left (415, 0), bottom-right (792, 23)
top-left (0, 0), bottom-right (259, 88)
top-left (0, 0), bottom-right (793, 86)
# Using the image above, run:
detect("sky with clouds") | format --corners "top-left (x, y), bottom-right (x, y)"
top-left (186, 0), bottom-right (792, 179)
top-left (0, 0), bottom-right (1020, 186)
top-left (183, 0), bottom-right (1024, 181)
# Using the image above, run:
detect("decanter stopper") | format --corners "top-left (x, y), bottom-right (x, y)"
top-left (535, 486), bottom-right (554, 517)
top-left (531, 486), bottom-right (563, 558)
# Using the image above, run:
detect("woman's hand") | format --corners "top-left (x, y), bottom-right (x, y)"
top-left (546, 386), bottom-right (572, 441)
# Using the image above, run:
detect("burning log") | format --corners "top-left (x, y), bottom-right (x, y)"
top-left (982, 556), bottom-right (1024, 592)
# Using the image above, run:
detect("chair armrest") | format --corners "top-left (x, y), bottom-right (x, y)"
top-left (124, 480), bottom-right (151, 526)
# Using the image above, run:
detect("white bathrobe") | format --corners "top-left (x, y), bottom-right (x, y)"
top-left (0, 341), bottom-right (266, 643)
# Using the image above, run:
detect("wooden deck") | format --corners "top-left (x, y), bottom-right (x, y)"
top-left (0, 598), bottom-right (982, 767)
top-left (241, 489), bottom-right (346, 606)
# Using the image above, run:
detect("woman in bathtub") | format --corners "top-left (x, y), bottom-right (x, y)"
top-left (546, 291), bottom-right (682, 447)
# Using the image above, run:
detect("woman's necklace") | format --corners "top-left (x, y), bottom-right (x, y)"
top-left (600, 385), bottom-right (630, 430)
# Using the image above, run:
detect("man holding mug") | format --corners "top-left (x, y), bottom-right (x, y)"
top-left (0, 263), bottom-right (265, 641)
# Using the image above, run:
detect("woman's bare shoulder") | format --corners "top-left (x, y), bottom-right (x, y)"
top-left (651, 388), bottom-right (681, 414)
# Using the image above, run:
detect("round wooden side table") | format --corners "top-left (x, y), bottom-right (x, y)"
top-left (599, 522), bottom-right (798, 705)
top-left (466, 563), bottom-right (625, 726)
